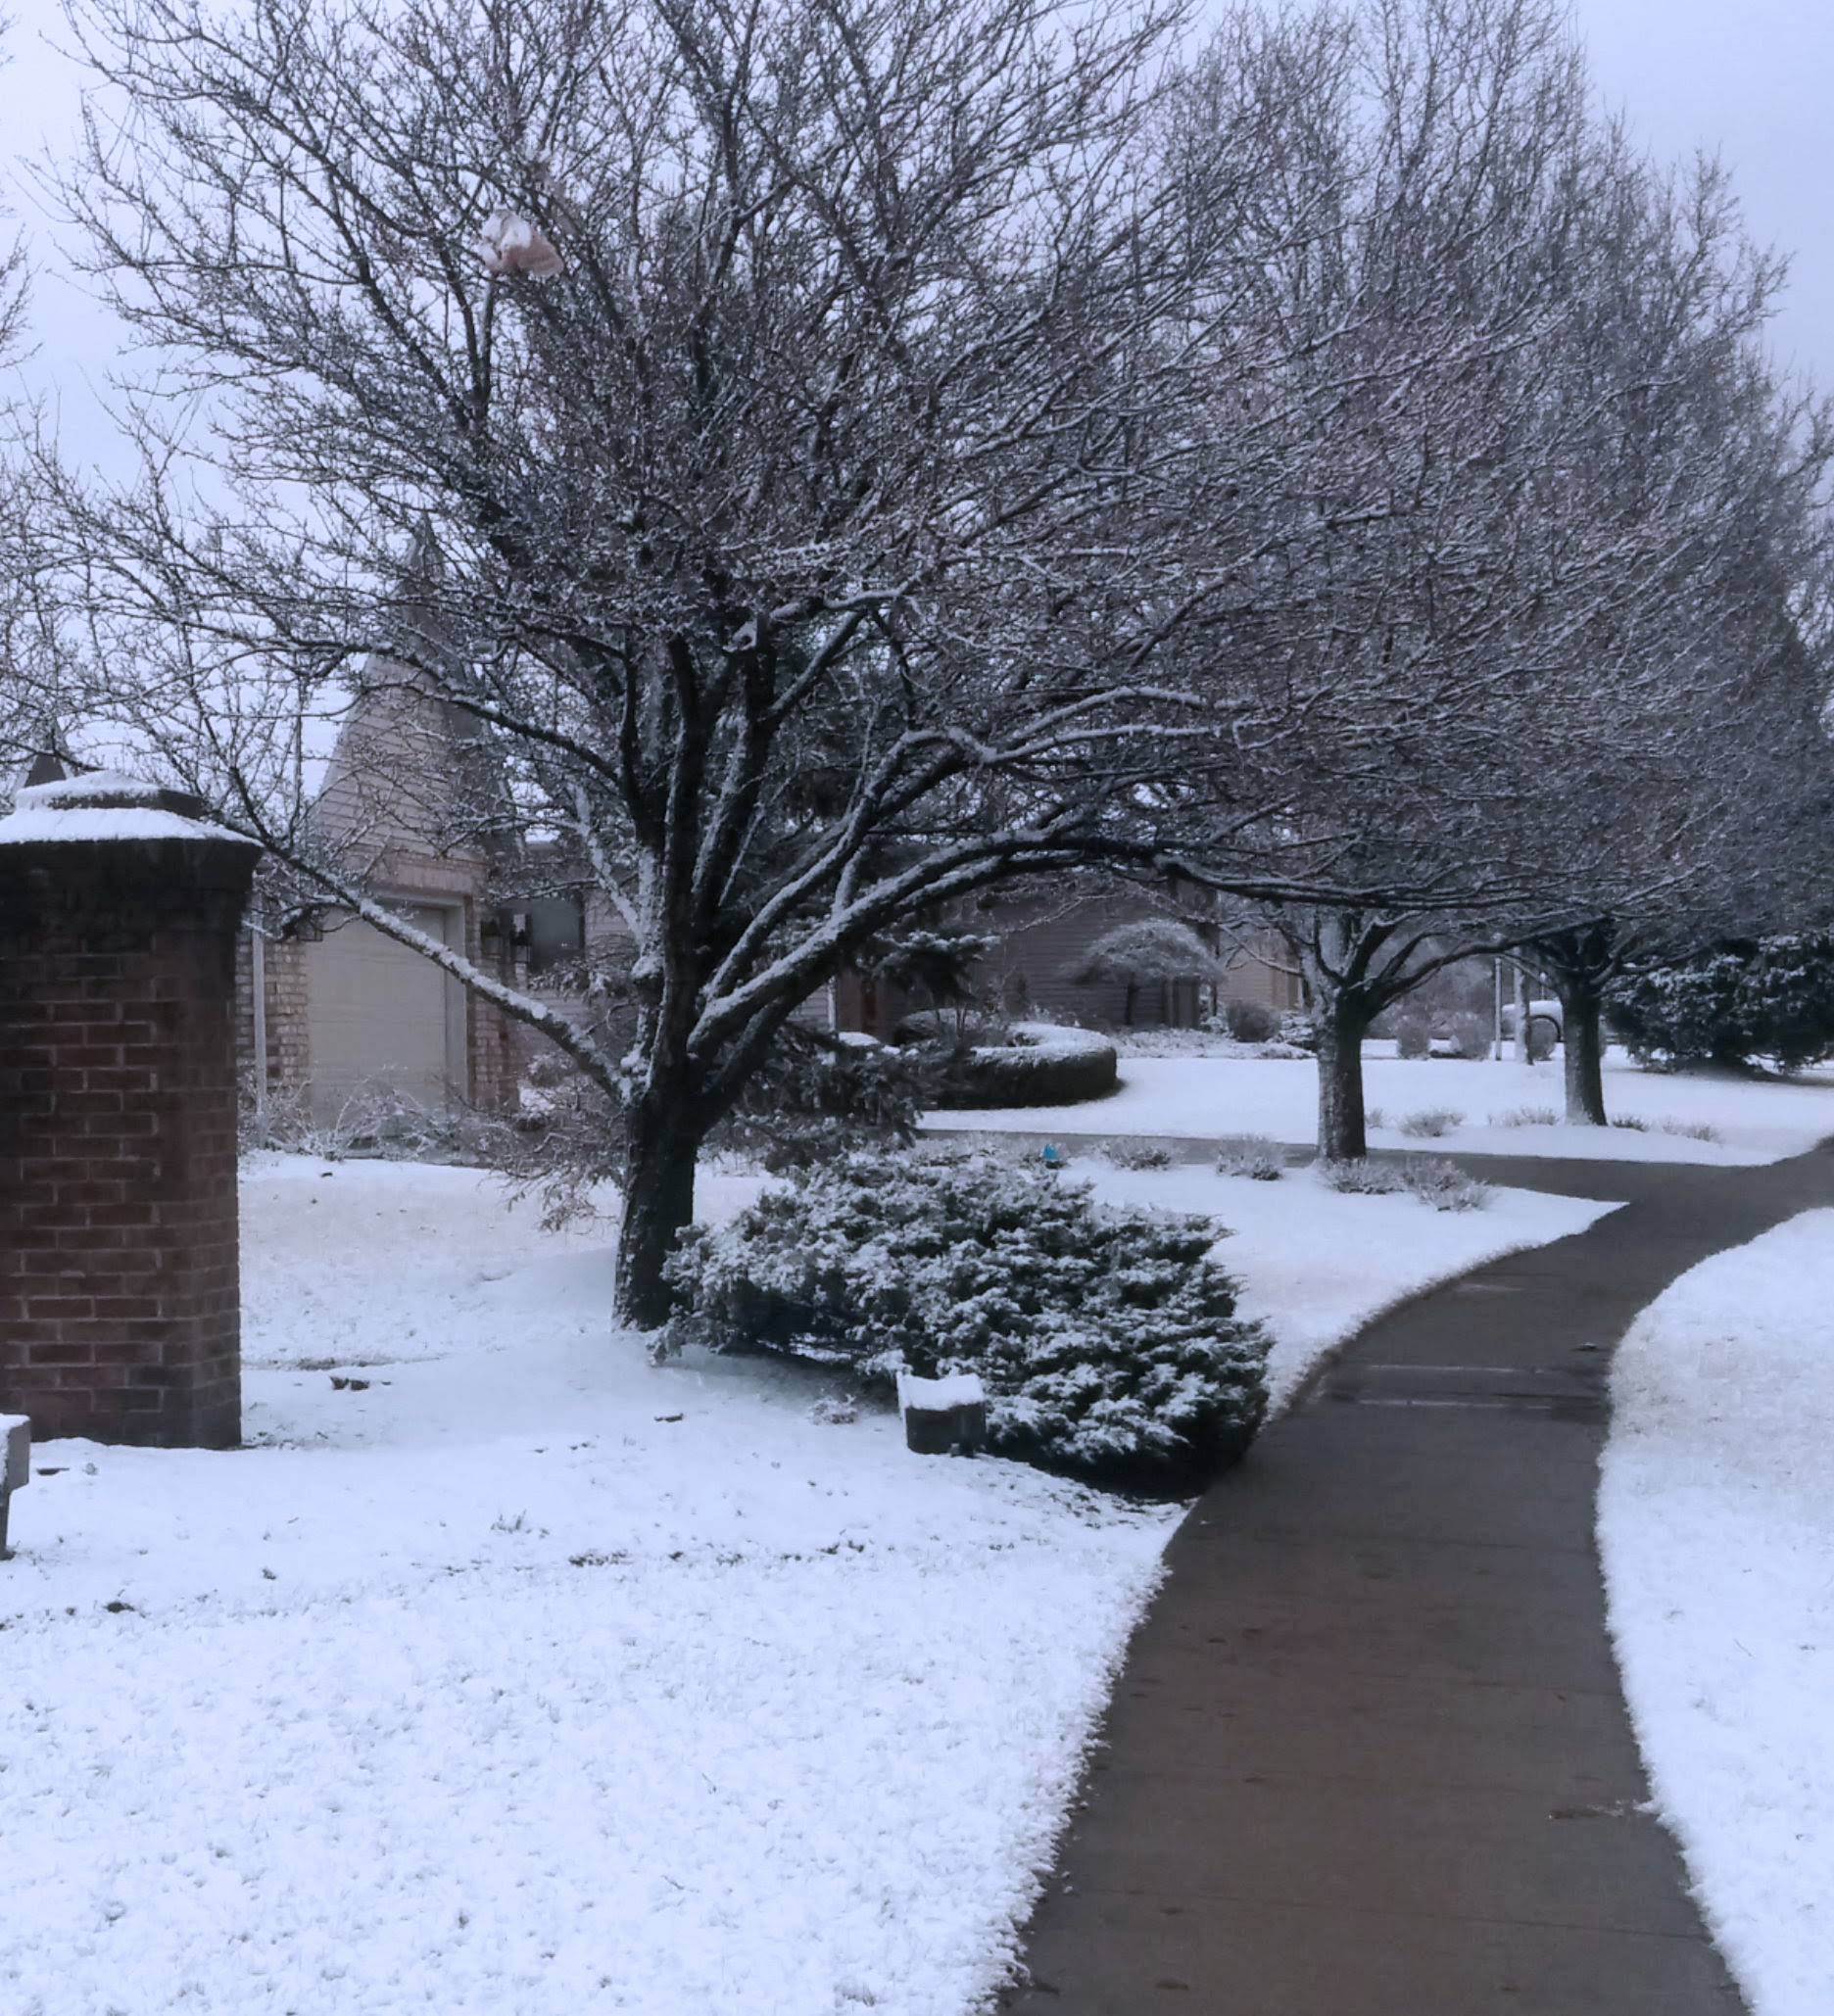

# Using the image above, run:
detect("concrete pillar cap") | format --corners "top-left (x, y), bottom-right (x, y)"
top-left (0, 771), bottom-right (250, 845)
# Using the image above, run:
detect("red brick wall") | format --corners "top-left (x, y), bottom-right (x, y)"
top-left (1, 832), bottom-right (258, 1448)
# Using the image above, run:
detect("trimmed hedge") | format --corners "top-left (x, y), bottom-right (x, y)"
top-left (926, 1022), bottom-right (1119, 1109)
top-left (661, 1153), bottom-right (1270, 1494)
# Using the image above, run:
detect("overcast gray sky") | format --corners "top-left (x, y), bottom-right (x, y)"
top-left (5, 0), bottom-right (1831, 469)
top-left (1574, 0), bottom-right (1834, 390)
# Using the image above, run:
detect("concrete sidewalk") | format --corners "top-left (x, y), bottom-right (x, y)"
top-left (998, 1139), bottom-right (1834, 2014)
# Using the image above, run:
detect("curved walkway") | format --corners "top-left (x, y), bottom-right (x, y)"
top-left (998, 1138), bottom-right (1834, 2015)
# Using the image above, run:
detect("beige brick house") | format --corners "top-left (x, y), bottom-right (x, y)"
top-left (237, 655), bottom-right (519, 1126)
top-left (235, 662), bottom-right (1301, 1121)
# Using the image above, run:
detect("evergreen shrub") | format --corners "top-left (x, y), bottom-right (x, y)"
top-left (1220, 1000), bottom-right (1280, 1043)
top-left (924, 1023), bottom-right (1119, 1108)
top-left (1609, 935), bottom-right (1834, 1070)
top-left (1608, 953), bottom-right (1751, 1067)
top-left (661, 1154), bottom-right (1270, 1493)
top-left (712, 1028), bottom-right (939, 1171)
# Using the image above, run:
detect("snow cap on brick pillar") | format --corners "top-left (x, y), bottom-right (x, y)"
top-left (0, 772), bottom-right (261, 1449)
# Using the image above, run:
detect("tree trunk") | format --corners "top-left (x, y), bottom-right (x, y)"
top-left (614, 1097), bottom-right (703, 1328)
top-left (1514, 960), bottom-right (1531, 1066)
top-left (1536, 925), bottom-right (1617, 1128)
top-left (1559, 980), bottom-right (1609, 1125)
top-left (1314, 1000), bottom-right (1375, 1161)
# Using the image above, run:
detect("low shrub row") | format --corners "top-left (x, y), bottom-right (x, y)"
top-left (1316, 1156), bottom-right (1489, 1210)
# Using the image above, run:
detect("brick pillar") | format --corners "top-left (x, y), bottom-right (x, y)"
top-left (0, 775), bottom-right (260, 1448)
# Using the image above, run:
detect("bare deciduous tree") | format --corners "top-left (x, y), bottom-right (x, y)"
top-left (0, 10), bottom-right (56, 789)
top-left (1158, 0), bottom-right (1834, 1154)
top-left (37, 0), bottom-right (1293, 1320)
top-left (30, 0), bottom-right (1831, 1286)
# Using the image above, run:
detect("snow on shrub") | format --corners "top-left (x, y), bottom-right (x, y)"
top-left (1316, 1158), bottom-right (1408, 1194)
top-left (1392, 1012), bottom-right (1431, 1061)
top-left (1103, 1136), bottom-right (1176, 1169)
top-left (661, 1153), bottom-right (1270, 1493)
top-left (926, 1023), bottom-right (1119, 1109)
top-left (1400, 1157), bottom-right (1489, 1211)
top-left (1315, 1155), bottom-right (1488, 1210)
top-left (1610, 1113), bottom-right (1720, 1142)
top-left (1215, 1134), bottom-right (1284, 1180)
top-left (1217, 1000), bottom-right (1279, 1043)
top-left (1394, 1010), bottom-right (1489, 1060)
top-left (712, 1026), bottom-right (939, 1171)
top-left (1397, 1107), bottom-right (1464, 1138)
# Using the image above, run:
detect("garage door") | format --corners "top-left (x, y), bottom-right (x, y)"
top-left (305, 905), bottom-right (463, 1123)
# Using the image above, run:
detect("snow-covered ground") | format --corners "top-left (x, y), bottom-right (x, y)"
top-left (924, 1050), bottom-right (1834, 1165)
top-left (7, 1160), bottom-right (1171, 2016)
top-left (1600, 1212), bottom-right (1834, 2016)
top-left (2, 1148), bottom-right (1611, 2014)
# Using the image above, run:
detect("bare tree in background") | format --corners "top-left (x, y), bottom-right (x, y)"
top-left (1530, 138), bottom-right (1834, 1120)
top-left (0, 8), bottom-right (58, 786)
top-left (1154, 0), bottom-right (1834, 1155)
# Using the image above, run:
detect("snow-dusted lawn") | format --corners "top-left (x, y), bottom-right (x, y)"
top-left (924, 1050), bottom-right (1834, 1165)
top-left (1600, 1211), bottom-right (1834, 2016)
top-left (2, 1146), bottom-right (1611, 2014)
top-left (7, 1160), bottom-right (1170, 2016)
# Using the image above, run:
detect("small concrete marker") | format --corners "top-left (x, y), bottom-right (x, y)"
top-left (897, 1370), bottom-right (988, 1455)
top-left (1, 1416), bottom-right (30, 1560)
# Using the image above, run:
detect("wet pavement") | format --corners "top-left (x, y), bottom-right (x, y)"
top-left (996, 1138), bottom-right (1834, 2014)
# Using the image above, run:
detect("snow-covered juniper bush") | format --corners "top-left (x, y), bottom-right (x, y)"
top-left (660, 1156), bottom-right (1270, 1494)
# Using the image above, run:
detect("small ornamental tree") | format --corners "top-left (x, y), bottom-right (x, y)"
top-left (1068, 917), bottom-right (1221, 1027)
top-left (866, 927), bottom-right (998, 1042)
